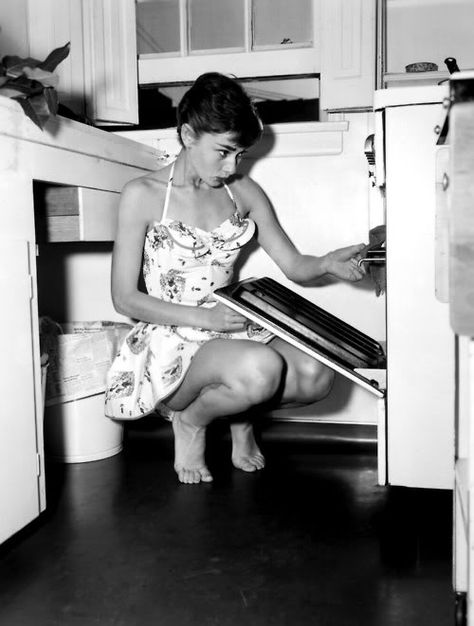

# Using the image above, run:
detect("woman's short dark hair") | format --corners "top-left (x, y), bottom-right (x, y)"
top-left (177, 72), bottom-right (263, 148)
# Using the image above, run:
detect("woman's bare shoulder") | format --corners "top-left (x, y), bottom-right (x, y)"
top-left (229, 174), bottom-right (270, 213)
top-left (122, 166), bottom-right (169, 196)
top-left (119, 166), bottom-right (171, 224)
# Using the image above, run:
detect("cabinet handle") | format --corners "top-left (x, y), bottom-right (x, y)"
top-left (442, 173), bottom-right (449, 191)
top-left (434, 125), bottom-right (442, 135)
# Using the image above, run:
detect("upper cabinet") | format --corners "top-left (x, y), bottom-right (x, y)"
top-left (137, 0), bottom-right (377, 114)
top-left (81, 0), bottom-right (138, 125)
top-left (2, 0), bottom-right (138, 126)
top-left (137, 0), bottom-right (320, 84)
top-left (319, 0), bottom-right (377, 112)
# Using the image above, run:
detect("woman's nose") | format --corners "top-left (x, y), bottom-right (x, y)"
top-left (223, 156), bottom-right (238, 176)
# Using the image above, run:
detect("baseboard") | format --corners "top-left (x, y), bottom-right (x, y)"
top-left (124, 414), bottom-right (377, 453)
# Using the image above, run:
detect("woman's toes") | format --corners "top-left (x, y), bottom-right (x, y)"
top-left (179, 469), bottom-right (197, 484)
top-left (239, 459), bottom-right (257, 472)
top-left (177, 466), bottom-right (213, 484)
top-left (232, 454), bottom-right (265, 472)
top-left (200, 468), bottom-right (214, 482)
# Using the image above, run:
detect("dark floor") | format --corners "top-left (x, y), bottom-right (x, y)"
top-left (0, 421), bottom-right (454, 626)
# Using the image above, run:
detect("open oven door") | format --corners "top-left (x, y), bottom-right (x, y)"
top-left (214, 277), bottom-right (387, 481)
top-left (215, 277), bottom-right (386, 398)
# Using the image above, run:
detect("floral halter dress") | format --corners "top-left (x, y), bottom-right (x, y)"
top-left (105, 162), bottom-right (273, 420)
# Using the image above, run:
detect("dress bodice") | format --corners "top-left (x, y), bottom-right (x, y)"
top-left (142, 163), bottom-right (255, 306)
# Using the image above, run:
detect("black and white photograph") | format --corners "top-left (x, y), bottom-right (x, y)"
top-left (0, 1), bottom-right (473, 624)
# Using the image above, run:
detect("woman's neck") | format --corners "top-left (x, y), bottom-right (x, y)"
top-left (173, 151), bottom-right (207, 190)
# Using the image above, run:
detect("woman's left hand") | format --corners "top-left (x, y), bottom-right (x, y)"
top-left (324, 243), bottom-right (367, 282)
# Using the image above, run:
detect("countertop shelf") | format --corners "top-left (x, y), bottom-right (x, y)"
top-left (384, 71), bottom-right (449, 87)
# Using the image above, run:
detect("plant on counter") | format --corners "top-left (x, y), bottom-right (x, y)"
top-left (0, 42), bottom-right (70, 130)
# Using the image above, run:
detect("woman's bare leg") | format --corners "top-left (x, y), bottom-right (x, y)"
top-left (229, 337), bottom-right (335, 472)
top-left (165, 339), bottom-right (284, 484)
top-left (268, 337), bottom-right (335, 405)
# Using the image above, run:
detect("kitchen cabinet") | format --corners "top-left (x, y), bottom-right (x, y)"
top-left (0, 96), bottom-right (157, 544)
top-left (138, 0), bottom-right (377, 117)
top-left (26, 0), bottom-right (138, 125)
top-left (319, 0), bottom-right (377, 112)
top-left (81, 0), bottom-right (138, 126)
top-left (445, 72), bottom-right (474, 625)
top-left (0, 239), bottom-right (44, 544)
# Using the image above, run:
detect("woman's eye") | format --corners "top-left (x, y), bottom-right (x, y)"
top-left (218, 150), bottom-right (228, 158)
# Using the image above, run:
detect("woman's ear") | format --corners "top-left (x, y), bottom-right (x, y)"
top-left (181, 123), bottom-right (197, 148)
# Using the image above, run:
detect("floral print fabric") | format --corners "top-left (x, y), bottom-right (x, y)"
top-left (105, 177), bottom-right (272, 420)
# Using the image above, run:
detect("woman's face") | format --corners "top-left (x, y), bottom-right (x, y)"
top-left (185, 128), bottom-right (248, 187)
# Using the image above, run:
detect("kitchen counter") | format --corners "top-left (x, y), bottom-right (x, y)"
top-left (0, 96), bottom-right (158, 544)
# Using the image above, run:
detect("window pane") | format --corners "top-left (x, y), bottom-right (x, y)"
top-left (253, 0), bottom-right (312, 48)
top-left (189, 0), bottom-right (245, 52)
top-left (137, 0), bottom-right (181, 55)
top-left (386, 1), bottom-right (474, 74)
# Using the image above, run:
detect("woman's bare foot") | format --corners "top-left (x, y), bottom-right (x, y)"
top-left (230, 422), bottom-right (265, 472)
top-left (172, 412), bottom-right (213, 484)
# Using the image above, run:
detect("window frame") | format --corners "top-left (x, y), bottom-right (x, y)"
top-left (137, 0), bottom-right (320, 85)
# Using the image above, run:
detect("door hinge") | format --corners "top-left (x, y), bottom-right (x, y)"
top-left (36, 453), bottom-right (42, 477)
top-left (29, 274), bottom-right (35, 300)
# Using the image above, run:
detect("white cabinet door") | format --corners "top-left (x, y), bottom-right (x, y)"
top-left (27, 0), bottom-right (138, 126)
top-left (319, 0), bottom-right (376, 112)
top-left (27, 0), bottom-right (86, 118)
top-left (82, 0), bottom-right (139, 125)
top-left (0, 240), bottom-right (44, 544)
top-left (449, 93), bottom-right (474, 623)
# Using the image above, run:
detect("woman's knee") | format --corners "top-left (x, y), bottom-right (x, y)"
top-left (233, 345), bottom-right (284, 404)
top-left (296, 358), bottom-right (335, 403)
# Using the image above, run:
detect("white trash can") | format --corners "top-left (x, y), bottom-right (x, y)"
top-left (44, 393), bottom-right (123, 463)
top-left (40, 318), bottom-right (131, 464)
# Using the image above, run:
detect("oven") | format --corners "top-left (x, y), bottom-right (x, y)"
top-left (373, 84), bottom-right (456, 490)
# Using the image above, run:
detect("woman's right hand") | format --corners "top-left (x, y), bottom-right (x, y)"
top-left (204, 302), bottom-right (248, 332)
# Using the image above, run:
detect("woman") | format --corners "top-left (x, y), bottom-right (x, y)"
top-left (105, 72), bottom-right (366, 484)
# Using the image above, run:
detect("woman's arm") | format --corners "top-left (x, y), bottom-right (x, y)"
top-left (236, 177), bottom-right (366, 283)
top-left (111, 177), bottom-right (247, 331)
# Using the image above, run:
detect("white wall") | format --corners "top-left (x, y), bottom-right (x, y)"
top-left (386, 0), bottom-right (474, 73)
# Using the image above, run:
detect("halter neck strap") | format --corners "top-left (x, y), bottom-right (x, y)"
top-left (162, 161), bottom-right (239, 220)
top-left (162, 161), bottom-right (175, 221)
top-left (223, 182), bottom-right (237, 207)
